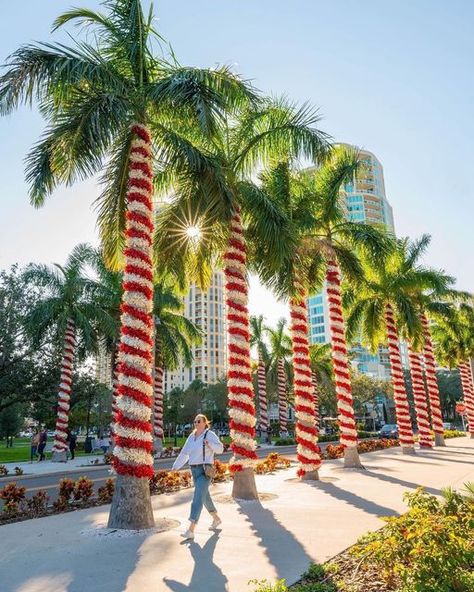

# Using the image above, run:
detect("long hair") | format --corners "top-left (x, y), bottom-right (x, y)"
top-left (193, 414), bottom-right (211, 432)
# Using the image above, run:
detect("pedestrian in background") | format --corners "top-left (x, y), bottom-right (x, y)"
top-left (30, 429), bottom-right (40, 462)
top-left (69, 431), bottom-right (77, 460)
top-left (37, 428), bottom-right (47, 461)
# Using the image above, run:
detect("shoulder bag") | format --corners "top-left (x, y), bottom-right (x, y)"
top-left (202, 430), bottom-right (216, 480)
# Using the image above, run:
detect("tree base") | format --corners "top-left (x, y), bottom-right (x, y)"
top-left (259, 431), bottom-right (271, 445)
top-left (344, 446), bottom-right (364, 469)
top-left (153, 437), bottom-right (163, 457)
top-left (300, 469), bottom-right (319, 481)
top-left (232, 467), bottom-right (258, 500)
top-left (51, 450), bottom-right (68, 463)
top-left (108, 475), bottom-right (155, 530)
top-left (402, 446), bottom-right (416, 455)
top-left (470, 432), bottom-right (474, 439)
top-left (434, 433), bottom-right (446, 447)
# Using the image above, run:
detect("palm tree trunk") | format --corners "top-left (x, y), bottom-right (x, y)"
top-left (108, 123), bottom-right (155, 530)
top-left (257, 350), bottom-right (269, 441)
top-left (326, 260), bottom-right (362, 468)
top-left (109, 344), bottom-right (119, 450)
top-left (277, 358), bottom-right (288, 435)
top-left (51, 318), bottom-right (76, 462)
top-left (384, 303), bottom-right (415, 453)
top-left (312, 371), bottom-right (320, 431)
top-left (459, 361), bottom-right (474, 438)
top-left (421, 314), bottom-right (445, 446)
top-left (153, 343), bottom-right (164, 442)
top-left (224, 209), bottom-right (258, 500)
top-left (408, 347), bottom-right (433, 448)
top-left (289, 287), bottom-right (321, 479)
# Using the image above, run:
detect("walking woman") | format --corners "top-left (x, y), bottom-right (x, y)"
top-left (172, 414), bottom-right (224, 540)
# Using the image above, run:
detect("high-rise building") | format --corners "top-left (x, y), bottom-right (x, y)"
top-left (164, 270), bottom-right (227, 391)
top-left (307, 146), bottom-right (394, 379)
top-left (95, 340), bottom-right (113, 388)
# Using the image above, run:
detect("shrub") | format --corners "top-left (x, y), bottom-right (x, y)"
top-left (73, 477), bottom-right (94, 502)
top-left (444, 430), bottom-right (466, 439)
top-left (0, 465), bottom-right (9, 476)
top-left (213, 460), bottom-right (228, 482)
top-left (53, 478), bottom-right (76, 510)
top-left (350, 486), bottom-right (474, 591)
top-left (0, 482), bottom-right (26, 517)
top-left (325, 444), bottom-right (344, 459)
top-left (103, 452), bottom-right (112, 464)
top-left (14, 467), bottom-right (24, 476)
top-left (97, 478), bottom-right (115, 503)
top-left (318, 434), bottom-right (339, 443)
top-left (27, 490), bottom-right (49, 516)
top-left (249, 579), bottom-right (288, 592)
top-left (274, 438), bottom-right (296, 446)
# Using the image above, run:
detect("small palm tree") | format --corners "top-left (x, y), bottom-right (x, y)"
top-left (23, 245), bottom-right (107, 461)
top-left (1, 0), bottom-right (257, 528)
top-left (250, 315), bottom-right (271, 442)
top-left (152, 282), bottom-right (201, 447)
top-left (266, 318), bottom-right (293, 436)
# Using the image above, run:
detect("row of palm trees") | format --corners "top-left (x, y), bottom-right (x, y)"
top-left (2, 0), bottom-right (473, 529)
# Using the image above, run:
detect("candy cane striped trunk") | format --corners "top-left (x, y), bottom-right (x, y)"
top-left (111, 123), bottom-right (154, 479)
top-left (326, 260), bottom-right (358, 449)
top-left (153, 361), bottom-right (164, 439)
top-left (277, 358), bottom-right (288, 433)
top-left (384, 304), bottom-right (415, 450)
top-left (52, 319), bottom-right (76, 455)
top-left (110, 349), bottom-right (119, 445)
top-left (408, 347), bottom-right (433, 448)
top-left (459, 362), bottom-right (474, 437)
top-left (224, 211), bottom-right (258, 474)
top-left (257, 350), bottom-right (269, 433)
top-left (421, 314), bottom-right (445, 444)
top-left (312, 372), bottom-right (320, 430)
top-left (290, 290), bottom-right (322, 478)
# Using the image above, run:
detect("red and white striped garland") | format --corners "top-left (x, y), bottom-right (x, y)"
top-left (111, 123), bottom-right (154, 479)
top-left (52, 319), bottom-right (76, 454)
top-left (312, 371), bottom-right (320, 431)
top-left (153, 362), bottom-right (164, 439)
top-left (384, 303), bottom-right (414, 449)
top-left (290, 289), bottom-right (322, 477)
top-left (257, 350), bottom-right (269, 433)
top-left (408, 347), bottom-right (433, 448)
top-left (110, 350), bottom-right (119, 445)
top-left (326, 260), bottom-right (358, 449)
top-left (224, 210), bottom-right (258, 472)
top-left (277, 358), bottom-right (288, 434)
top-left (421, 314), bottom-right (445, 438)
top-left (459, 361), bottom-right (474, 437)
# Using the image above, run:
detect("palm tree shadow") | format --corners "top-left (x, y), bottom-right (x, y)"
top-left (236, 500), bottom-right (314, 583)
top-left (417, 452), bottom-right (474, 466)
top-left (363, 470), bottom-right (442, 496)
top-left (163, 533), bottom-right (228, 592)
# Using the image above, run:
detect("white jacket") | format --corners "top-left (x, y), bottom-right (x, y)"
top-left (172, 430), bottom-right (224, 470)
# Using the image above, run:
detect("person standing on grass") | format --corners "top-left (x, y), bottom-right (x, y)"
top-left (172, 414), bottom-right (224, 540)
top-left (69, 431), bottom-right (77, 460)
top-left (30, 429), bottom-right (40, 462)
top-left (37, 428), bottom-right (47, 461)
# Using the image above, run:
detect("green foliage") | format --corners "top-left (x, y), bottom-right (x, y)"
top-left (351, 486), bottom-right (474, 592)
top-left (249, 579), bottom-right (288, 592)
top-left (274, 438), bottom-right (296, 446)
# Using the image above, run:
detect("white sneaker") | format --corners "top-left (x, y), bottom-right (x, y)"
top-left (180, 529), bottom-right (194, 540)
top-left (209, 517), bottom-right (222, 530)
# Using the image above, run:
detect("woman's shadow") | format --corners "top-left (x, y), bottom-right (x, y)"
top-left (164, 532), bottom-right (228, 592)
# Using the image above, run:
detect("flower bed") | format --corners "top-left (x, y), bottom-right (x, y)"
top-left (324, 438), bottom-right (399, 460)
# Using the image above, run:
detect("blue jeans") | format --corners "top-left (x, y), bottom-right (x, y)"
top-left (189, 465), bottom-right (216, 523)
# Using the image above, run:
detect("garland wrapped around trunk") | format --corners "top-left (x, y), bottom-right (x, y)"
top-left (289, 287), bottom-right (322, 478)
top-left (421, 314), bottom-right (445, 445)
top-left (384, 303), bottom-right (415, 451)
top-left (408, 348), bottom-right (433, 448)
top-left (110, 349), bottom-right (119, 446)
top-left (111, 123), bottom-right (154, 479)
top-left (277, 358), bottom-right (288, 434)
top-left (459, 361), bottom-right (474, 438)
top-left (257, 350), bottom-right (269, 435)
top-left (52, 319), bottom-right (76, 458)
top-left (153, 362), bottom-right (164, 439)
top-left (224, 210), bottom-right (258, 476)
top-left (312, 371), bottom-right (320, 431)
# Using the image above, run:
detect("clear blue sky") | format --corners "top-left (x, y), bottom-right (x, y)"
top-left (1, 1), bottom-right (473, 324)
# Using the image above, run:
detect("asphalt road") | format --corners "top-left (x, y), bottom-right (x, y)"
top-left (0, 444), bottom-right (307, 502)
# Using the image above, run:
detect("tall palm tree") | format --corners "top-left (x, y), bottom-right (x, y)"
top-left (267, 318), bottom-right (293, 437)
top-left (155, 99), bottom-right (330, 497)
top-left (345, 237), bottom-right (454, 453)
top-left (23, 245), bottom-right (108, 461)
top-left (309, 343), bottom-right (333, 430)
top-left (1, 0), bottom-right (257, 528)
top-left (152, 282), bottom-right (201, 448)
top-left (250, 315), bottom-right (271, 442)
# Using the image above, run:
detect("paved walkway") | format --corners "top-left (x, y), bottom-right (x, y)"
top-left (1, 455), bottom-right (107, 476)
top-left (1, 438), bottom-right (473, 592)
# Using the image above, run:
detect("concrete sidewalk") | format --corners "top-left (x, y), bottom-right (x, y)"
top-left (1, 455), bottom-right (107, 477)
top-left (1, 438), bottom-right (473, 592)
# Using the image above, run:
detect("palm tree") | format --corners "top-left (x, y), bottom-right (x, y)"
top-left (309, 343), bottom-right (333, 430)
top-left (250, 315), bottom-right (271, 442)
top-left (155, 99), bottom-right (329, 497)
top-left (23, 245), bottom-right (107, 461)
top-left (267, 318), bottom-right (293, 437)
top-left (1, 0), bottom-right (257, 528)
top-left (152, 282), bottom-right (201, 448)
top-left (345, 237), bottom-right (455, 453)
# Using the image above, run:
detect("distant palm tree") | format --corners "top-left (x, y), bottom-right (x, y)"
top-left (250, 315), bottom-right (271, 441)
top-left (267, 318), bottom-right (293, 436)
top-left (1, 0), bottom-right (257, 528)
top-left (24, 245), bottom-right (107, 461)
top-left (309, 343), bottom-right (333, 429)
